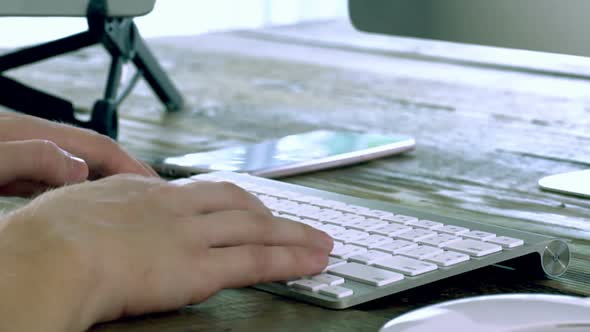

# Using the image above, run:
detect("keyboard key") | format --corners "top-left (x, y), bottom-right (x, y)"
top-left (267, 188), bottom-right (290, 197)
top-left (337, 215), bottom-right (366, 228)
top-left (397, 245), bottom-right (444, 260)
top-left (277, 190), bottom-right (302, 199)
top-left (436, 225), bottom-right (470, 235)
top-left (332, 229), bottom-right (370, 243)
top-left (336, 204), bottom-right (367, 214)
top-left (487, 236), bottom-right (524, 248)
top-left (266, 202), bottom-right (283, 211)
top-left (396, 229), bottom-right (437, 241)
top-left (264, 203), bottom-right (281, 213)
top-left (282, 278), bottom-right (299, 286)
top-left (361, 209), bottom-right (395, 219)
top-left (418, 233), bottom-right (462, 247)
top-left (316, 224), bottom-right (346, 237)
top-left (276, 190), bottom-right (301, 198)
top-left (287, 215), bottom-right (304, 222)
top-left (349, 250), bottom-right (392, 265)
top-left (315, 210), bottom-right (344, 222)
top-left (406, 219), bottom-right (444, 229)
top-left (314, 199), bottom-right (349, 210)
top-left (370, 223), bottom-right (412, 237)
top-left (276, 198), bottom-right (299, 207)
top-left (324, 257), bottom-right (346, 271)
top-left (328, 263), bottom-right (404, 287)
top-left (463, 230), bottom-right (496, 241)
top-left (344, 205), bottom-right (373, 214)
top-left (287, 195), bottom-right (317, 204)
top-left (257, 194), bottom-right (277, 203)
top-left (291, 279), bottom-right (328, 292)
top-left (387, 214), bottom-right (419, 224)
top-left (374, 239), bottom-right (418, 254)
top-left (298, 204), bottom-right (323, 212)
top-left (297, 219), bottom-right (323, 229)
top-left (311, 274), bottom-right (345, 286)
top-left (330, 244), bottom-right (368, 259)
top-left (324, 213), bottom-right (365, 226)
top-left (349, 234), bottom-right (393, 249)
top-left (346, 218), bottom-right (389, 232)
top-left (243, 185), bottom-right (269, 194)
top-left (319, 285), bottom-right (354, 299)
top-left (253, 186), bottom-right (283, 197)
top-left (444, 239), bottom-right (502, 257)
top-left (274, 201), bottom-right (299, 213)
top-left (374, 256), bottom-right (438, 276)
top-left (339, 214), bottom-right (369, 227)
top-left (296, 207), bottom-right (324, 220)
top-left (425, 251), bottom-right (470, 267)
top-left (261, 197), bottom-right (281, 206)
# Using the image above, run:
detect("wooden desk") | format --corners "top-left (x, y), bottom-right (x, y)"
top-left (2, 21), bottom-right (590, 331)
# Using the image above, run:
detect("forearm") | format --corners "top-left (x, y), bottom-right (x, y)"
top-left (0, 211), bottom-right (99, 332)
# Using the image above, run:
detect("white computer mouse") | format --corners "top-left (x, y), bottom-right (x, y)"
top-left (379, 294), bottom-right (590, 332)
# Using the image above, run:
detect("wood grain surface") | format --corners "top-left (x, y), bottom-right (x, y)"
top-left (1, 20), bottom-right (590, 331)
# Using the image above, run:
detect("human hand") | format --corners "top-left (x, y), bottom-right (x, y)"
top-left (0, 139), bottom-right (89, 196)
top-left (0, 112), bottom-right (156, 196)
top-left (0, 175), bottom-right (333, 332)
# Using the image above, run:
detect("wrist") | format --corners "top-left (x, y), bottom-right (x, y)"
top-left (0, 210), bottom-right (103, 331)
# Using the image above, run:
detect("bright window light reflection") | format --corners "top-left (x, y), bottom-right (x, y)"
top-left (0, 0), bottom-right (347, 47)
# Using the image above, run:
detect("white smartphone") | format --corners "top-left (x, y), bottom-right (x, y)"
top-left (538, 169), bottom-right (590, 199)
top-left (153, 130), bottom-right (415, 178)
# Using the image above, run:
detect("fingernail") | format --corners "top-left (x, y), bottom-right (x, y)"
top-left (63, 150), bottom-right (89, 182)
top-left (311, 249), bottom-right (330, 270)
top-left (317, 231), bottom-right (334, 251)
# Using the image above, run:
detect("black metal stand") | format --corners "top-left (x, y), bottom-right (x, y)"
top-left (0, 0), bottom-right (183, 139)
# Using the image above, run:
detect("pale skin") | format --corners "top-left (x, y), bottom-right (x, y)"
top-left (0, 112), bottom-right (333, 331)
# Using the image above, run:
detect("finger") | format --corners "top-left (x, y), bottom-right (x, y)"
top-left (0, 140), bottom-right (88, 187)
top-left (139, 160), bottom-right (159, 177)
top-left (179, 210), bottom-right (333, 250)
top-left (0, 113), bottom-right (151, 177)
top-left (82, 136), bottom-right (152, 178)
top-left (200, 245), bottom-right (329, 290)
top-left (0, 180), bottom-right (51, 197)
top-left (170, 181), bottom-right (270, 215)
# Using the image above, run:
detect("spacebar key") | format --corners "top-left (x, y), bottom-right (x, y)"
top-left (328, 262), bottom-right (404, 287)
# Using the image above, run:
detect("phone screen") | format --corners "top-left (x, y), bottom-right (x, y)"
top-left (158, 130), bottom-right (414, 176)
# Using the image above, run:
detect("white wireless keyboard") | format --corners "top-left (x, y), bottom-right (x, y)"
top-left (172, 172), bottom-right (571, 309)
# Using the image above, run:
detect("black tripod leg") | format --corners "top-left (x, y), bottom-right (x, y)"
top-left (88, 55), bottom-right (123, 139)
top-left (0, 31), bottom-right (97, 72)
top-left (0, 75), bottom-right (78, 124)
top-left (89, 100), bottom-right (118, 139)
top-left (0, 31), bottom-right (98, 128)
top-left (131, 28), bottom-right (184, 112)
